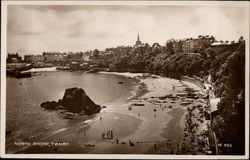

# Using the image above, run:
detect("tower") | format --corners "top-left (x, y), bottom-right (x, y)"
top-left (136, 33), bottom-right (141, 46)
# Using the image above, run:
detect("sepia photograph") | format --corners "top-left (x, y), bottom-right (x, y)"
top-left (1, 0), bottom-right (249, 159)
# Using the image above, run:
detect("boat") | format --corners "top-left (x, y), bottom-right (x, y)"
top-left (81, 119), bottom-right (92, 126)
top-left (118, 81), bottom-right (123, 84)
top-left (180, 102), bottom-right (192, 106)
top-left (15, 72), bottom-right (32, 78)
top-left (31, 72), bottom-right (41, 76)
top-left (103, 136), bottom-right (113, 139)
top-left (132, 103), bottom-right (145, 106)
top-left (86, 69), bottom-right (99, 73)
top-left (58, 110), bottom-right (66, 114)
top-left (56, 67), bottom-right (70, 70)
top-left (85, 143), bottom-right (95, 147)
top-left (64, 114), bottom-right (73, 119)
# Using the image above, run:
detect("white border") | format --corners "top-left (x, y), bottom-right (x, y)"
top-left (1, 1), bottom-right (249, 159)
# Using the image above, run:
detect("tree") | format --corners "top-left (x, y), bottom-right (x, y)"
top-left (238, 36), bottom-right (245, 43)
top-left (166, 41), bottom-right (174, 54)
top-left (93, 49), bottom-right (99, 56)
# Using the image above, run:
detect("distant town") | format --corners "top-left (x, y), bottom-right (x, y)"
top-left (7, 34), bottom-right (245, 74)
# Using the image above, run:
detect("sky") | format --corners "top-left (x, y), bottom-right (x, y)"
top-left (7, 4), bottom-right (249, 56)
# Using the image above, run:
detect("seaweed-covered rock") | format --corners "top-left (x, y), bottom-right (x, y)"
top-left (40, 101), bottom-right (60, 110)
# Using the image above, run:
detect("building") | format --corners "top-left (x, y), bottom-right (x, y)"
top-left (33, 62), bottom-right (45, 68)
top-left (7, 53), bottom-right (22, 63)
top-left (33, 55), bottom-right (44, 62)
top-left (7, 63), bottom-right (27, 70)
top-left (182, 35), bottom-right (215, 53)
top-left (24, 55), bottom-right (33, 63)
top-left (24, 55), bottom-right (44, 63)
top-left (172, 40), bottom-right (184, 53)
top-left (68, 53), bottom-right (82, 62)
top-left (135, 33), bottom-right (141, 46)
top-left (134, 33), bottom-right (145, 48)
top-left (42, 52), bottom-right (66, 62)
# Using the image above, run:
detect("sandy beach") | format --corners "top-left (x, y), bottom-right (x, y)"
top-left (85, 72), bottom-right (210, 154)
top-left (15, 72), bottom-right (210, 154)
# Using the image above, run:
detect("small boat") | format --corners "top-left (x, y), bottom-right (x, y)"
top-left (132, 103), bottom-right (145, 106)
top-left (118, 81), bottom-right (123, 84)
top-left (103, 136), bottom-right (113, 139)
top-left (86, 69), bottom-right (98, 73)
top-left (180, 102), bottom-right (192, 106)
top-left (64, 114), bottom-right (73, 119)
top-left (81, 119), bottom-right (92, 125)
top-left (128, 106), bottom-right (132, 110)
top-left (31, 72), bottom-right (41, 76)
top-left (58, 110), bottom-right (66, 114)
top-left (15, 72), bottom-right (32, 78)
top-left (56, 67), bottom-right (70, 70)
top-left (85, 143), bottom-right (95, 147)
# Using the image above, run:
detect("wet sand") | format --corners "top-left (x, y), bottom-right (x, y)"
top-left (16, 112), bottom-right (142, 153)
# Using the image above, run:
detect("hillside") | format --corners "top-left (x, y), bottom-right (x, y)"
top-left (109, 41), bottom-right (245, 154)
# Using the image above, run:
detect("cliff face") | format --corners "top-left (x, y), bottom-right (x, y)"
top-left (41, 87), bottom-right (101, 115)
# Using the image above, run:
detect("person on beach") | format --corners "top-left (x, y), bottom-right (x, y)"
top-left (138, 113), bottom-right (140, 117)
top-left (102, 132), bottom-right (105, 139)
top-left (154, 114), bottom-right (156, 118)
top-left (111, 129), bottom-right (113, 138)
top-left (154, 144), bottom-right (157, 152)
top-left (116, 139), bottom-right (119, 144)
top-left (107, 131), bottom-right (109, 138)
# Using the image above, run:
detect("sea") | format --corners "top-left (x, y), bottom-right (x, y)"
top-left (6, 71), bottom-right (137, 153)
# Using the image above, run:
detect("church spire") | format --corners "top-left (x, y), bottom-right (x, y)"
top-left (136, 33), bottom-right (141, 45)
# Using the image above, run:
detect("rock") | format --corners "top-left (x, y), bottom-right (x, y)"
top-left (40, 101), bottom-right (60, 110)
top-left (59, 87), bottom-right (101, 114)
top-left (40, 87), bottom-right (101, 115)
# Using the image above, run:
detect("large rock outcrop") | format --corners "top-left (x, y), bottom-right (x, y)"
top-left (40, 87), bottom-right (101, 115)
top-left (59, 87), bottom-right (101, 114)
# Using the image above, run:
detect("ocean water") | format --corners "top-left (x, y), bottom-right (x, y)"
top-left (6, 71), bottom-right (136, 153)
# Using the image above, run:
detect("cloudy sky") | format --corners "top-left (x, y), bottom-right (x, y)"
top-left (7, 4), bottom-right (248, 56)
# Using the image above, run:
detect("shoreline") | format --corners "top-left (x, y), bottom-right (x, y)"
top-left (93, 71), bottom-right (209, 154)
top-left (8, 71), bottom-right (211, 154)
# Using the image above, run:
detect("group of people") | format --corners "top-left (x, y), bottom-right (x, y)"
top-left (101, 129), bottom-right (113, 139)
